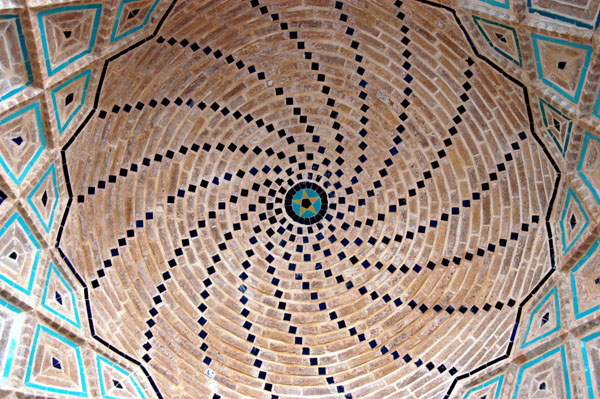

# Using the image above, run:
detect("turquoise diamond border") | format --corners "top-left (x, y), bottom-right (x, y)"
top-left (578, 131), bottom-right (600, 206)
top-left (539, 98), bottom-right (572, 157)
top-left (521, 286), bottom-right (561, 348)
top-left (531, 34), bottom-right (592, 104)
top-left (41, 262), bottom-right (81, 328)
top-left (0, 15), bottom-right (33, 102)
top-left (463, 374), bottom-right (504, 399)
top-left (0, 102), bottom-right (46, 186)
top-left (560, 188), bottom-right (589, 255)
top-left (0, 212), bottom-right (40, 296)
top-left (97, 354), bottom-right (147, 399)
top-left (472, 16), bottom-right (522, 66)
top-left (110, 0), bottom-right (160, 42)
top-left (38, 5), bottom-right (102, 76)
top-left (570, 238), bottom-right (600, 319)
top-left (594, 90), bottom-right (600, 119)
top-left (27, 164), bottom-right (59, 232)
top-left (581, 331), bottom-right (600, 399)
top-left (51, 69), bottom-right (92, 134)
top-left (24, 323), bottom-right (88, 396)
top-left (513, 345), bottom-right (571, 399)
top-left (0, 298), bottom-right (24, 382)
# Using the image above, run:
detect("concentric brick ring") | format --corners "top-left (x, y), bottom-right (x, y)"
top-left (59, 1), bottom-right (557, 398)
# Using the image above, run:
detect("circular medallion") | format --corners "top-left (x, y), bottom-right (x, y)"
top-left (285, 182), bottom-right (328, 224)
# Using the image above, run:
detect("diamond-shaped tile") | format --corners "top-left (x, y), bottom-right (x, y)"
top-left (0, 102), bottom-right (46, 186)
top-left (51, 69), bottom-right (91, 134)
top-left (111, 0), bottom-right (160, 42)
top-left (37, 5), bottom-right (102, 75)
top-left (538, 99), bottom-right (572, 157)
top-left (531, 34), bottom-right (592, 104)
top-left (41, 262), bottom-right (81, 329)
top-left (0, 213), bottom-right (40, 296)
top-left (97, 354), bottom-right (147, 399)
top-left (473, 16), bottom-right (522, 66)
top-left (24, 324), bottom-right (88, 396)
top-left (521, 286), bottom-right (561, 348)
top-left (560, 188), bottom-right (589, 255)
top-left (514, 345), bottom-right (571, 399)
top-left (27, 164), bottom-right (59, 232)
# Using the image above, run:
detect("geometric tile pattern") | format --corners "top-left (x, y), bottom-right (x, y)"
top-left (473, 16), bottom-right (522, 66)
top-left (27, 164), bottom-right (59, 233)
top-left (0, 102), bottom-right (46, 186)
top-left (463, 374), bottom-right (504, 399)
top-left (110, 0), bottom-right (160, 43)
top-left (538, 99), bottom-right (572, 157)
top-left (581, 331), bottom-right (600, 399)
top-left (0, 212), bottom-right (40, 296)
top-left (578, 131), bottom-right (600, 206)
top-left (478, 0), bottom-right (510, 10)
top-left (41, 262), bottom-right (81, 329)
top-left (0, 298), bottom-right (24, 383)
top-left (24, 323), bottom-right (88, 396)
top-left (97, 355), bottom-right (147, 399)
top-left (513, 345), bottom-right (571, 399)
top-left (0, 14), bottom-right (33, 102)
top-left (51, 69), bottom-right (92, 134)
top-left (560, 188), bottom-right (589, 255)
top-left (37, 5), bottom-right (102, 76)
top-left (527, 0), bottom-right (600, 29)
top-left (531, 34), bottom-right (593, 104)
top-left (570, 238), bottom-right (600, 320)
top-left (521, 286), bottom-right (561, 348)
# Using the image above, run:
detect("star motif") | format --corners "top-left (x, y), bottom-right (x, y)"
top-left (293, 189), bottom-right (319, 217)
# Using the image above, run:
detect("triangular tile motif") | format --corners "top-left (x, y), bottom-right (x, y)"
top-left (51, 69), bottom-right (91, 134)
top-left (0, 15), bottom-right (33, 102)
top-left (41, 263), bottom-right (81, 329)
top-left (473, 16), bottom-right (522, 66)
top-left (0, 102), bottom-right (46, 186)
top-left (531, 34), bottom-right (592, 104)
top-left (0, 298), bottom-right (25, 382)
top-left (27, 164), bottom-right (59, 233)
top-left (538, 99), bottom-right (572, 157)
top-left (570, 238), bottom-right (600, 319)
top-left (97, 355), bottom-right (147, 399)
top-left (521, 286), bottom-right (561, 348)
top-left (37, 4), bottom-right (102, 76)
top-left (0, 213), bottom-right (40, 296)
top-left (24, 324), bottom-right (88, 396)
top-left (478, 0), bottom-right (510, 10)
top-left (581, 331), bottom-right (600, 399)
top-left (111, 0), bottom-right (160, 42)
top-left (578, 131), bottom-right (600, 206)
top-left (560, 188), bottom-right (589, 255)
top-left (527, 0), bottom-right (600, 29)
top-left (463, 374), bottom-right (504, 399)
top-left (52, 69), bottom-right (92, 134)
top-left (514, 345), bottom-right (571, 399)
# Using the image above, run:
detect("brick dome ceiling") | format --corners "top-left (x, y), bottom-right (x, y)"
top-left (0, 1), bottom-right (599, 399)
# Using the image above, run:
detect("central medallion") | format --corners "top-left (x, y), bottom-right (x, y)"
top-left (285, 182), bottom-right (328, 224)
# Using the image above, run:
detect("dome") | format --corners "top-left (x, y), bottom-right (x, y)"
top-left (0, 1), bottom-right (599, 399)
